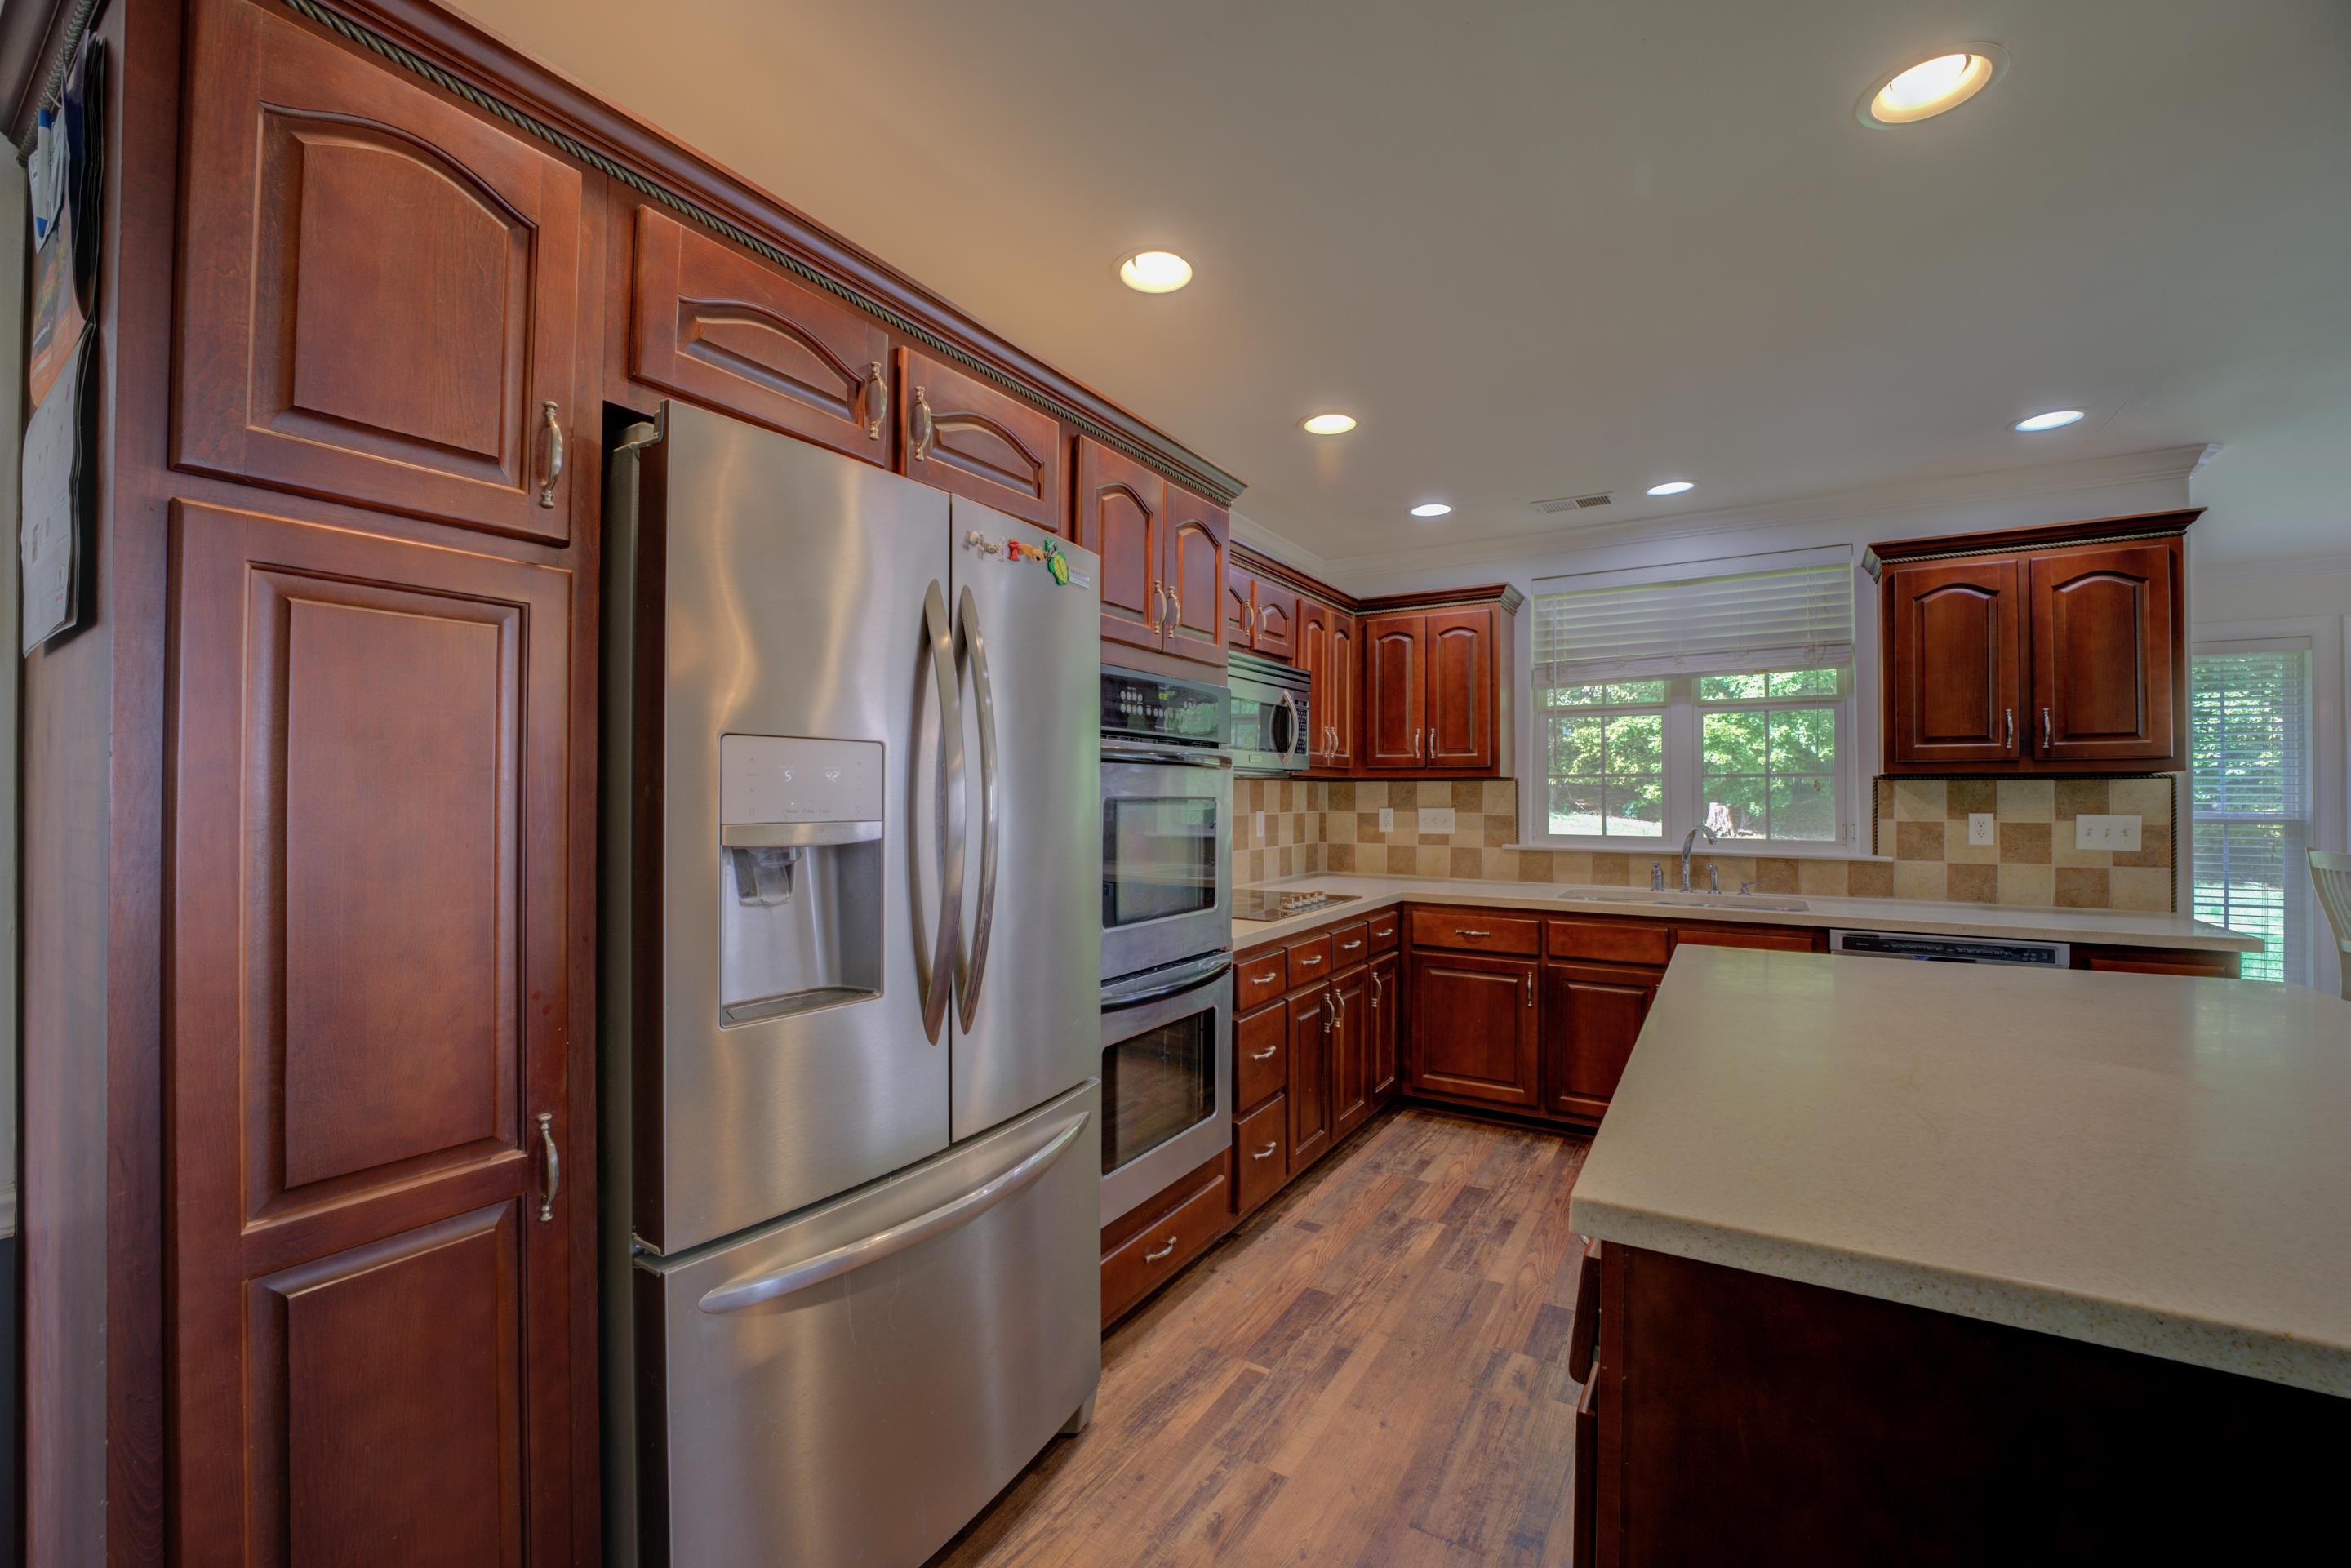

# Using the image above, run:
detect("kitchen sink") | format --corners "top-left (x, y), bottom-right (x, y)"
top-left (1556, 889), bottom-right (1810, 913)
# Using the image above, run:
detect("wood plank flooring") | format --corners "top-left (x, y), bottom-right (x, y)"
top-left (931, 1107), bottom-right (1596, 1567)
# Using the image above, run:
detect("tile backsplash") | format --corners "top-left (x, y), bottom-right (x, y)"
top-left (1233, 773), bottom-right (2176, 910)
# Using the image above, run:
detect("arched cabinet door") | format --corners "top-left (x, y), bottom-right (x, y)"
top-left (2029, 541), bottom-right (2180, 764)
top-left (1883, 557), bottom-right (2024, 768)
top-left (898, 347), bottom-right (1065, 531)
top-left (1162, 483), bottom-right (1230, 667)
top-left (1072, 436), bottom-right (1167, 657)
top-left (176, 0), bottom-right (591, 544)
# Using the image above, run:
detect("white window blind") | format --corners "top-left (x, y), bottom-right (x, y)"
top-left (2191, 642), bottom-right (2311, 984)
top-left (1532, 561), bottom-right (1855, 684)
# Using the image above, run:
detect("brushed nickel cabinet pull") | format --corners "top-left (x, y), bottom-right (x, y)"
top-left (1150, 580), bottom-right (1167, 630)
top-left (537, 402), bottom-right (564, 507)
top-left (1371, 971), bottom-right (1384, 1006)
top-left (1340, 939), bottom-right (1362, 951)
top-left (1249, 1046), bottom-right (1279, 1061)
top-left (1245, 602), bottom-right (1259, 640)
top-left (1455, 928), bottom-right (1492, 939)
top-left (1296, 952), bottom-right (1323, 967)
top-left (1524, 971), bottom-right (1535, 1008)
top-left (911, 385), bottom-right (936, 460)
top-left (536, 1111), bottom-right (561, 1221)
top-left (864, 361), bottom-right (887, 439)
top-left (1251, 1142), bottom-right (1278, 1161)
top-left (1144, 1236), bottom-right (1178, 1263)
top-left (2042, 706), bottom-right (2053, 753)
top-left (2005, 707), bottom-right (2015, 751)
top-left (1168, 586), bottom-right (1183, 630)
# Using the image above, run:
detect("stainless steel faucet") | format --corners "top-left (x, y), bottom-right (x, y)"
top-left (1679, 824), bottom-right (1718, 891)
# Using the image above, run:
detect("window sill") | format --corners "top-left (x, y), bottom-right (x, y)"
top-left (1506, 841), bottom-right (1891, 863)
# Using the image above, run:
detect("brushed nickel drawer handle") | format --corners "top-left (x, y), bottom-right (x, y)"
top-left (537, 402), bottom-right (564, 508)
top-left (1296, 953), bottom-right (1324, 966)
top-left (536, 1111), bottom-right (560, 1222)
top-left (1455, 928), bottom-right (1492, 939)
top-left (1340, 939), bottom-right (1362, 951)
top-left (1144, 1237), bottom-right (1178, 1263)
top-left (863, 360), bottom-right (887, 439)
top-left (1374, 926), bottom-right (1393, 939)
top-left (1251, 1142), bottom-right (1278, 1161)
top-left (1249, 1046), bottom-right (1279, 1061)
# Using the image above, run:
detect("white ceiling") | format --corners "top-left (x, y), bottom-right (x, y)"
top-left (456, 0), bottom-right (2351, 568)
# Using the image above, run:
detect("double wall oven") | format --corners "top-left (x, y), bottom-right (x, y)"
top-left (1100, 669), bottom-right (1233, 1222)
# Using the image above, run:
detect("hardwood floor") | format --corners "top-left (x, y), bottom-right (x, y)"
top-left (932, 1107), bottom-right (1596, 1567)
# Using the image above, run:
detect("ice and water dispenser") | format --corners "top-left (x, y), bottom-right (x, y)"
top-left (718, 735), bottom-right (884, 1024)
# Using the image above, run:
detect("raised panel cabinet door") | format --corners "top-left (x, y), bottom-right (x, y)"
top-left (1073, 435), bottom-right (1169, 656)
top-left (1368, 952), bottom-right (1400, 1100)
top-left (168, 500), bottom-right (578, 1565)
top-left (1541, 962), bottom-right (1659, 1121)
top-left (1331, 967), bottom-right (1370, 1139)
top-left (177, 0), bottom-right (586, 544)
top-left (1362, 613), bottom-right (1427, 768)
top-left (629, 205), bottom-right (890, 463)
top-left (1288, 984), bottom-right (1335, 1172)
top-left (898, 346), bottom-right (1065, 531)
top-left (1407, 951), bottom-right (1540, 1108)
top-left (1299, 600), bottom-right (1332, 763)
top-left (2029, 541), bottom-right (2180, 765)
top-left (1884, 557), bottom-right (2024, 769)
top-left (1326, 610), bottom-right (1358, 768)
top-left (1162, 483), bottom-right (1230, 666)
top-left (1424, 607), bottom-right (1495, 771)
top-left (1224, 562), bottom-right (1258, 651)
top-left (1253, 584), bottom-right (1300, 661)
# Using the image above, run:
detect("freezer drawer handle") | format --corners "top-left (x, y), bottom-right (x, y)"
top-left (696, 1113), bottom-right (1090, 1315)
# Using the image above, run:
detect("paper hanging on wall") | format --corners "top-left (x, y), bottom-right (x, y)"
top-left (21, 324), bottom-right (98, 654)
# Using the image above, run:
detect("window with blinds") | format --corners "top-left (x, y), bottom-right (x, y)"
top-left (1530, 557), bottom-right (1858, 846)
top-left (2190, 642), bottom-right (2312, 984)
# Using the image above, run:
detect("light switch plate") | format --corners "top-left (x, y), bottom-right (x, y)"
top-left (1419, 806), bottom-right (1457, 835)
top-left (2074, 813), bottom-right (2143, 851)
top-left (1968, 812), bottom-right (1996, 846)
top-left (1379, 806), bottom-right (1394, 832)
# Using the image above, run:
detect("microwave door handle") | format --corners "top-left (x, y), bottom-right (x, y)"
top-left (916, 582), bottom-right (966, 1045)
top-left (953, 584), bottom-right (999, 1033)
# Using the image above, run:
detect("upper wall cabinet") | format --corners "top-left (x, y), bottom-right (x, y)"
top-left (176, 0), bottom-right (592, 544)
top-left (1074, 438), bottom-right (1229, 673)
top-left (1871, 513), bottom-right (2194, 775)
top-left (1357, 602), bottom-right (1511, 776)
top-left (629, 207), bottom-right (891, 464)
top-left (898, 348), bottom-right (1064, 531)
top-left (1162, 484), bottom-right (1231, 668)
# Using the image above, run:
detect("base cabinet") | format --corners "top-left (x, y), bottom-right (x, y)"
top-left (1540, 963), bottom-right (1660, 1122)
top-left (1288, 984), bottom-right (1335, 1171)
top-left (1367, 952), bottom-right (1400, 1101)
top-left (1100, 1153), bottom-right (1233, 1328)
top-left (1406, 949), bottom-right (1540, 1108)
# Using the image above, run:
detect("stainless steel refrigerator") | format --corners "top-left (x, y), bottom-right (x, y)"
top-left (601, 402), bottom-right (1103, 1566)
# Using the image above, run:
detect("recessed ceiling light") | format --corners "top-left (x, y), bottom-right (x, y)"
top-left (1117, 250), bottom-right (1193, 293)
top-left (2013, 409), bottom-right (2086, 432)
top-left (1410, 503), bottom-right (1452, 518)
top-left (1646, 480), bottom-right (1696, 496)
top-left (1858, 44), bottom-right (2007, 127)
top-left (1301, 413), bottom-right (1358, 435)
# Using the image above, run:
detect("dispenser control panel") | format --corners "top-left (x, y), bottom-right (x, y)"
top-left (721, 735), bottom-right (882, 825)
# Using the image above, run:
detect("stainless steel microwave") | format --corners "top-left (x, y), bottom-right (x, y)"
top-left (1229, 652), bottom-right (1309, 776)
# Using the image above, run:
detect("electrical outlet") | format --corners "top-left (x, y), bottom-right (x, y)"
top-left (2073, 814), bottom-right (2143, 851)
top-left (1419, 806), bottom-right (1457, 835)
top-left (1968, 812), bottom-right (1996, 846)
top-left (1254, 809), bottom-right (1265, 839)
top-left (1378, 806), bottom-right (1394, 833)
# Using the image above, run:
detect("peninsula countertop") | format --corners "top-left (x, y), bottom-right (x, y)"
top-left (1566, 945), bottom-right (2351, 1397)
top-left (1229, 872), bottom-right (2262, 953)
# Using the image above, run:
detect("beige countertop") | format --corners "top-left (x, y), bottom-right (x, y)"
top-left (1231, 872), bottom-right (2262, 953)
top-left (1567, 946), bottom-right (2351, 1397)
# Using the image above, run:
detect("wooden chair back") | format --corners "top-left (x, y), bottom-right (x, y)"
top-left (2308, 851), bottom-right (2351, 1000)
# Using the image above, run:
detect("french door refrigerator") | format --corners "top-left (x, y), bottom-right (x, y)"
top-left (602, 402), bottom-right (1103, 1566)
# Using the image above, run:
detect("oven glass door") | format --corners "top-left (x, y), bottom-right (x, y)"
top-left (1099, 960), bottom-right (1233, 1222)
top-left (1101, 1007), bottom-right (1216, 1177)
top-left (1101, 757), bottom-right (1231, 977)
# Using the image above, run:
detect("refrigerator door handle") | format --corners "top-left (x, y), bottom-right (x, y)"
top-left (953, 584), bottom-right (1001, 1033)
top-left (695, 1111), bottom-right (1091, 1314)
top-left (916, 581), bottom-right (967, 1044)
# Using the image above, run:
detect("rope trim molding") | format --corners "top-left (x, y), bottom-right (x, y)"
top-left (281, 0), bottom-right (1244, 506)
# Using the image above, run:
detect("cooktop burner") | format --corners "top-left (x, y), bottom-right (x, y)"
top-left (1233, 888), bottom-right (1362, 922)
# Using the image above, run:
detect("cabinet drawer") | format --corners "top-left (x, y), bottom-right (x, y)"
top-left (1234, 1000), bottom-right (1288, 1109)
top-left (1366, 910), bottom-right (1401, 954)
top-left (1235, 948), bottom-right (1289, 1011)
top-left (1673, 924), bottom-right (1823, 953)
top-left (1233, 1094), bottom-right (1289, 1216)
top-left (1284, 931), bottom-right (1335, 981)
top-left (1411, 908), bottom-right (1540, 957)
top-left (1547, 917), bottom-right (1669, 966)
top-left (1101, 1170), bottom-right (1230, 1326)
top-left (1328, 920), bottom-right (1371, 969)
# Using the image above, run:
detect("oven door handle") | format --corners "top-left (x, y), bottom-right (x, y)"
top-left (1102, 740), bottom-right (1234, 768)
top-left (1100, 953), bottom-right (1234, 1012)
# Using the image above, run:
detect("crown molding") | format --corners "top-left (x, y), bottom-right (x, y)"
top-left (1282, 444), bottom-right (2220, 585)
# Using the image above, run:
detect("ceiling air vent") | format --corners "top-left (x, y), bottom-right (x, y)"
top-left (1535, 492), bottom-right (1614, 514)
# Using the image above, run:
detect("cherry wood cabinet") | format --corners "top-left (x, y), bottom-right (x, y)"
top-left (1099, 1151), bottom-right (1232, 1328)
top-left (1074, 437), bottom-right (1229, 671)
top-left (1367, 951), bottom-right (1401, 1100)
top-left (1232, 1094), bottom-right (1291, 1218)
top-left (1361, 612), bottom-right (1426, 769)
top-left (1300, 598), bottom-right (1358, 770)
top-left (177, 0), bottom-right (593, 544)
top-left (1406, 948), bottom-right (1541, 1108)
top-left (1331, 966), bottom-right (1371, 1140)
top-left (1360, 606), bottom-right (1504, 773)
top-left (1163, 482), bottom-right (1231, 666)
top-left (1424, 607), bottom-right (1500, 770)
top-left (629, 205), bottom-right (891, 464)
top-left (899, 346), bottom-right (1065, 531)
top-left (1872, 513), bottom-right (2193, 775)
top-left (1224, 562), bottom-right (1299, 661)
top-left (1287, 983), bottom-right (1336, 1172)
top-left (167, 498), bottom-right (581, 1565)
top-left (1541, 962), bottom-right (1659, 1122)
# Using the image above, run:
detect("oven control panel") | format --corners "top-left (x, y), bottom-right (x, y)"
top-left (1100, 666), bottom-right (1229, 747)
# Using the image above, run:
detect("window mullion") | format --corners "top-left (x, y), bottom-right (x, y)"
top-left (1664, 688), bottom-right (1700, 840)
